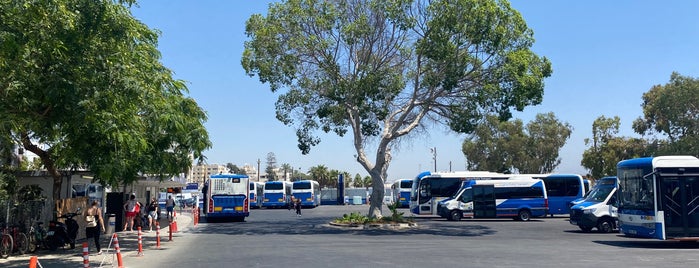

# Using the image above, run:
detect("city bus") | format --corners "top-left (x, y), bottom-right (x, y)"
top-left (437, 177), bottom-right (549, 221)
top-left (262, 181), bottom-right (293, 208)
top-left (202, 173), bottom-right (250, 222)
top-left (410, 171), bottom-right (511, 216)
top-left (249, 181), bottom-right (264, 209)
top-left (391, 179), bottom-right (413, 208)
top-left (617, 155), bottom-right (699, 240)
top-left (292, 180), bottom-right (321, 208)
top-left (541, 174), bottom-right (588, 216)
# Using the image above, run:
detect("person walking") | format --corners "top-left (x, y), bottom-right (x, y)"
top-left (294, 197), bottom-right (302, 217)
top-left (84, 200), bottom-right (105, 255)
top-left (123, 194), bottom-right (138, 232)
top-left (147, 198), bottom-right (158, 232)
top-left (165, 195), bottom-right (176, 221)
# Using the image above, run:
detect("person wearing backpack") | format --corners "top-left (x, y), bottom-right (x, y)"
top-left (84, 200), bottom-right (105, 254)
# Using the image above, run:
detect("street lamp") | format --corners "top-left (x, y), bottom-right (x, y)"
top-left (430, 147), bottom-right (437, 172)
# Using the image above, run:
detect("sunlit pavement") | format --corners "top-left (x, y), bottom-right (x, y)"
top-left (0, 210), bottom-right (194, 268)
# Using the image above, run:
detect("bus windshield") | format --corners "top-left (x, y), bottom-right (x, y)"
top-left (293, 182), bottom-right (311, 190)
top-left (583, 187), bottom-right (614, 203)
top-left (400, 180), bottom-right (412, 189)
top-left (211, 178), bottom-right (246, 195)
top-left (619, 167), bottom-right (654, 210)
top-left (265, 183), bottom-right (284, 190)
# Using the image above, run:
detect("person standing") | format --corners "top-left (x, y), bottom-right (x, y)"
top-left (123, 194), bottom-right (138, 232)
top-left (295, 197), bottom-right (302, 217)
top-left (84, 200), bottom-right (105, 255)
top-left (165, 195), bottom-right (176, 221)
top-left (147, 198), bottom-right (158, 232)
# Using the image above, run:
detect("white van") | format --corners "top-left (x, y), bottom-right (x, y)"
top-left (569, 176), bottom-right (618, 233)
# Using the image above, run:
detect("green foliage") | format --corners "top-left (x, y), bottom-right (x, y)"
top-left (227, 163), bottom-right (247, 175)
top-left (462, 113), bottom-right (571, 173)
top-left (333, 204), bottom-right (413, 225)
top-left (334, 211), bottom-right (371, 225)
top-left (633, 72), bottom-right (699, 154)
top-left (385, 202), bottom-right (409, 223)
top-left (265, 152), bottom-right (278, 181)
top-left (582, 116), bottom-right (649, 178)
top-left (0, 0), bottom-right (211, 199)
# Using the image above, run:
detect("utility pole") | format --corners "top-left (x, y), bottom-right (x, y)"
top-left (257, 158), bottom-right (260, 182)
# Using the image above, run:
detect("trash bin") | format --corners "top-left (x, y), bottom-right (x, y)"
top-left (352, 196), bottom-right (362, 205)
top-left (105, 213), bottom-right (116, 236)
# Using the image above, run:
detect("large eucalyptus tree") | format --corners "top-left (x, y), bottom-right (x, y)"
top-left (242, 0), bottom-right (551, 217)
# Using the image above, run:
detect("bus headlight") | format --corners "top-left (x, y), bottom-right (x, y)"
top-left (583, 208), bottom-right (596, 214)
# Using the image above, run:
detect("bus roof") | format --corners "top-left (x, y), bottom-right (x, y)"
top-left (265, 181), bottom-right (290, 184)
top-left (617, 156), bottom-right (699, 168)
top-left (462, 178), bottom-right (544, 188)
top-left (545, 174), bottom-right (583, 179)
top-left (210, 173), bottom-right (248, 179)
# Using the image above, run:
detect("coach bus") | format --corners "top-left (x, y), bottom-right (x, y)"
top-left (292, 180), bottom-right (321, 207)
top-left (262, 181), bottom-right (293, 208)
top-left (541, 174), bottom-right (588, 216)
top-left (202, 173), bottom-right (250, 222)
top-left (617, 155), bottom-right (699, 240)
top-left (410, 171), bottom-right (511, 216)
top-left (437, 177), bottom-right (549, 221)
top-left (249, 181), bottom-right (264, 209)
top-left (391, 179), bottom-right (413, 208)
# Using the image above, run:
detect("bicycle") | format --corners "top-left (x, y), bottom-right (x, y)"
top-left (0, 223), bottom-right (11, 258)
top-left (0, 223), bottom-right (29, 257)
top-left (27, 219), bottom-right (48, 253)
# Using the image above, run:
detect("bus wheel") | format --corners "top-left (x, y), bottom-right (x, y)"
top-left (450, 210), bottom-right (462, 221)
top-left (597, 218), bottom-right (615, 233)
top-left (517, 210), bottom-right (531, 221)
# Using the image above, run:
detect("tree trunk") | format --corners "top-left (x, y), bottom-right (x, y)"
top-left (21, 132), bottom-right (63, 202)
top-left (367, 169), bottom-right (384, 218)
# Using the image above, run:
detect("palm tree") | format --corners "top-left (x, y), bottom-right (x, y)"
top-left (280, 163), bottom-right (293, 181)
top-left (308, 165), bottom-right (330, 188)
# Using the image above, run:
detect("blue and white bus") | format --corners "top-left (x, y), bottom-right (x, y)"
top-left (410, 171), bottom-right (511, 216)
top-left (437, 177), bottom-right (548, 221)
top-left (262, 181), bottom-right (293, 208)
top-left (202, 173), bottom-right (250, 222)
top-left (541, 174), bottom-right (588, 216)
top-left (249, 181), bottom-right (264, 209)
top-left (391, 179), bottom-right (413, 208)
top-left (292, 180), bottom-right (321, 207)
top-left (617, 155), bottom-right (699, 240)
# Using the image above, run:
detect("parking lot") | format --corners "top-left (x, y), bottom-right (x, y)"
top-left (153, 205), bottom-right (699, 268)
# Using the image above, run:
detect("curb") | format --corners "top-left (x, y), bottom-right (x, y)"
top-left (327, 221), bottom-right (418, 230)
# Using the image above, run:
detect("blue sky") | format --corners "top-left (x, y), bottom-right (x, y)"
top-left (129, 1), bottom-right (699, 182)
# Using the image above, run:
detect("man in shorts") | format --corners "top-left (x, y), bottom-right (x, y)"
top-left (165, 195), bottom-right (176, 221)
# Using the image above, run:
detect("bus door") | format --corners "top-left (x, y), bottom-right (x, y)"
top-left (659, 175), bottom-right (699, 238)
top-left (473, 185), bottom-right (496, 218)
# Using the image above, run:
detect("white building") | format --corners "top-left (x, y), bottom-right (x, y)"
top-left (190, 164), bottom-right (228, 186)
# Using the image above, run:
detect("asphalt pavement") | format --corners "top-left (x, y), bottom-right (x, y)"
top-left (0, 208), bottom-right (195, 268)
